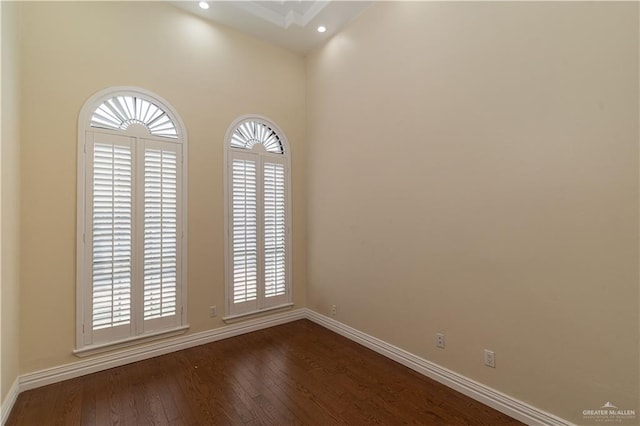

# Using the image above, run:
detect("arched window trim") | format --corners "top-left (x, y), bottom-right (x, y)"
top-left (223, 115), bottom-right (293, 319)
top-left (76, 86), bottom-right (189, 355)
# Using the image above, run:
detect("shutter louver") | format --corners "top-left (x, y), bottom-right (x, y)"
top-left (263, 162), bottom-right (286, 298)
top-left (92, 143), bottom-right (132, 330)
top-left (144, 148), bottom-right (178, 320)
top-left (232, 158), bottom-right (258, 304)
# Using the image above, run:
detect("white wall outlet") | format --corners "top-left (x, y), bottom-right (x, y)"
top-left (484, 349), bottom-right (495, 368)
top-left (331, 304), bottom-right (337, 316)
top-left (435, 333), bottom-right (445, 349)
top-left (209, 306), bottom-right (217, 318)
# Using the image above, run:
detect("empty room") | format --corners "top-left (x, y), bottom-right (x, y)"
top-left (1, 1), bottom-right (638, 425)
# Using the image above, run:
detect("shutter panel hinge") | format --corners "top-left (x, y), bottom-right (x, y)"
top-left (83, 324), bottom-right (85, 333)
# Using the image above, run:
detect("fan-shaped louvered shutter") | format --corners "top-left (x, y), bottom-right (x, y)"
top-left (91, 95), bottom-right (178, 139)
top-left (230, 120), bottom-right (284, 154)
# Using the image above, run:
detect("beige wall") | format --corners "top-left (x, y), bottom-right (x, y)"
top-left (1, 0), bottom-right (21, 404)
top-left (18, 1), bottom-right (306, 373)
top-left (306, 2), bottom-right (638, 423)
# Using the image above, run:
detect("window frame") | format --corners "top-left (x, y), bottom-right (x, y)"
top-left (76, 86), bottom-right (189, 355)
top-left (223, 115), bottom-right (293, 319)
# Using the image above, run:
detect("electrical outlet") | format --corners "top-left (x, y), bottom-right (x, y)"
top-left (331, 305), bottom-right (337, 316)
top-left (435, 333), bottom-right (445, 349)
top-left (209, 306), bottom-right (217, 318)
top-left (484, 349), bottom-right (495, 368)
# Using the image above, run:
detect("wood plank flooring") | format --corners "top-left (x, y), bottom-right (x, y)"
top-left (6, 320), bottom-right (523, 425)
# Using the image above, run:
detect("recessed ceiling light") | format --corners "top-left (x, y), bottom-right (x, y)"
top-left (317, 26), bottom-right (327, 33)
top-left (199, 1), bottom-right (210, 10)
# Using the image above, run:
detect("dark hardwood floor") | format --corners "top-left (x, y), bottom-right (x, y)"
top-left (7, 320), bottom-right (523, 425)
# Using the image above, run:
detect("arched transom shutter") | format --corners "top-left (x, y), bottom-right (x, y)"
top-left (230, 120), bottom-right (284, 154)
top-left (91, 95), bottom-right (178, 139)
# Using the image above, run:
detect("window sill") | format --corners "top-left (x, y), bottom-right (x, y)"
top-left (73, 325), bottom-right (190, 358)
top-left (222, 303), bottom-right (294, 323)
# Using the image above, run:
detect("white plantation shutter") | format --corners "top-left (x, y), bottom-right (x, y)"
top-left (263, 160), bottom-right (286, 301)
top-left (231, 155), bottom-right (259, 313)
top-left (90, 135), bottom-right (133, 334)
top-left (143, 142), bottom-right (180, 326)
top-left (78, 87), bottom-right (186, 351)
top-left (225, 117), bottom-right (291, 317)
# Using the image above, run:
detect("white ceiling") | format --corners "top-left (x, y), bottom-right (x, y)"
top-left (171, 1), bottom-right (372, 54)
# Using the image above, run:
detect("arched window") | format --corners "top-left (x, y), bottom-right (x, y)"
top-left (76, 87), bottom-right (188, 354)
top-left (224, 116), bottom-right (292, 318)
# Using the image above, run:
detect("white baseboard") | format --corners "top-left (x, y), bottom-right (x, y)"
top-left (1, 378), bottom-right (19, 426)
top-left (7, 307), bottom-right (571, 426)
top-left (304, 309), bottom-right (572, 426)
top-left (19, 308), bottom-right (306, 392)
